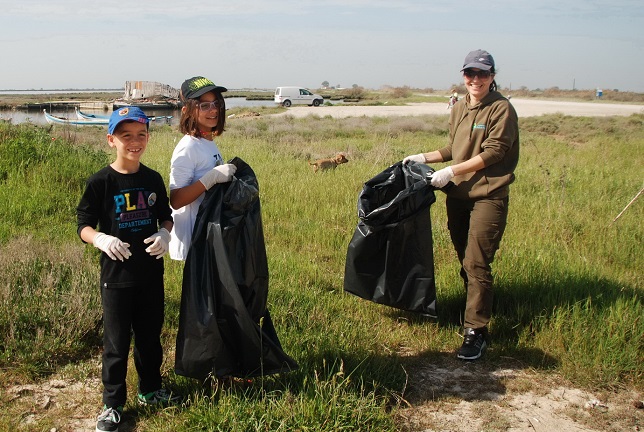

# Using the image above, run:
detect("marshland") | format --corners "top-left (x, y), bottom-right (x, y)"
top-left (0, 96), bottom-right (642, 430)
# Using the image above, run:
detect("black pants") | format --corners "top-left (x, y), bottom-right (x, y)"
top-left (101, 280), bottom-right (164, 408)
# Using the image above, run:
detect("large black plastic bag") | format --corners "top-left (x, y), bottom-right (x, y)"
top-left (175, 157), bottom-right (298, 380)
top-left (344, 161), bottom-right (438, 317)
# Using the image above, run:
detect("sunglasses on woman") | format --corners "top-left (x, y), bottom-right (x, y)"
top-left (463, 69), bottom-right (492, 79)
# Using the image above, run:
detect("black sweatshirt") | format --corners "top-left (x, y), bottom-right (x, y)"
top-left (77, 164), bottom-right (172, 288)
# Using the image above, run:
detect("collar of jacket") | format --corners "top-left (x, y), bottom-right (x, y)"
top-left (464, 90), bottom-right (505, 109)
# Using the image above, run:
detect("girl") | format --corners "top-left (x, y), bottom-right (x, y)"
top-left (170, 77), bottom-right (297, 381)
top-left (403, 49), bottom-right (520, 361)
top-left (168, 76), bottom-right (237, 260)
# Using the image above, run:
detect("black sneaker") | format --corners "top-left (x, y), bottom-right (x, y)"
top-left (96, 405), bottom-right (122, 432)
top-left (457, 327), bottom-right (488, 361)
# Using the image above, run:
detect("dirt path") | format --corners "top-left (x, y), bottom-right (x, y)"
top-left (399, 362), bottom-right (643, 432)
top-left (6, 363), bottom-right (642, 431)
top-left (274, 99), bottom-right (644, 119)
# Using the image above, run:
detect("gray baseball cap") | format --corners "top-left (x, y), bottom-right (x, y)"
top-left (461, 49), bottom-right (495, 71)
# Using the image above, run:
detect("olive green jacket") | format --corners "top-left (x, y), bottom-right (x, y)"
top-left (438, 91), bottom-right (519, 200)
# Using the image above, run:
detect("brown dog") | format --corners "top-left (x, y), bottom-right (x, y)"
top-left (309, 153), bottom-right (349, 172)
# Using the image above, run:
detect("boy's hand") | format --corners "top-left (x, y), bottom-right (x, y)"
top-left (144, 228), bottom-right (171, 259)
top-left (199, 164), bottom-right (237, 190)
top-left (93, 233), bottom-right (132, 261)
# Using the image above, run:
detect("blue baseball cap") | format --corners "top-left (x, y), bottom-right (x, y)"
top-left (108, 107), bottom-right (149, 135)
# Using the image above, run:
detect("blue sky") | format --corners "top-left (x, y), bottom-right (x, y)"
top-left (1, 0), bottom-right (643, 92)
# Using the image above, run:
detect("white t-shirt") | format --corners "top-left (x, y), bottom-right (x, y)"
top-left (169, 134), bottom-right (224, 260)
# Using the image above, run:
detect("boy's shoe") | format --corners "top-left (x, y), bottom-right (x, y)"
top-left (137, 388), bottom-right (181, 406)
top-left (457, 327), bottom-right (488, 361)
top-left (96, 405), bottom-right (122, 432)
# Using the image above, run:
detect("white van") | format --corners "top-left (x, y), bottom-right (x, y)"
top-left (274, 87), bottom-right (324, 107)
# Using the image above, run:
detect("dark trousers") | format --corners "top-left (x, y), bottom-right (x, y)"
top-left (446, 196), bottom-right (508, 330)
top-left (101, 280), bottom-right (164, 408)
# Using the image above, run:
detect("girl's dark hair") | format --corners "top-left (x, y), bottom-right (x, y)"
top-left (179, 91), bottom-right (226, 137)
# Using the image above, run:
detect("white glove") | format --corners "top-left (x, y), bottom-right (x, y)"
top-left (430, 166), bottom-right (455, 188)
top-left (199, 164), bottom-right (237, 190)
top-left (403, 153), bottom-right (426, 164)
top-left (144, 227), bottom-right (171, 259)
top-left (93, 232), bottom-right (132, 261)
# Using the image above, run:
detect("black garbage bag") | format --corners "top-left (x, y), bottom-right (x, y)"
top-left (343, 161), bottom-right (438, 316)
top-left (175, 157), bottom-right (298, 380)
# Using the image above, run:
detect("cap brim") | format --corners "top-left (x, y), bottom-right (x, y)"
top-left (190, 85), bottom-right (228, 99)
top-left (461, 63), bottom-right (493, 71)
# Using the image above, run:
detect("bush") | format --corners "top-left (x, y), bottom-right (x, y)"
top-left (391, 86), bottom-right (412, 98)
top-left (0, 123), bottom-right (109, 243)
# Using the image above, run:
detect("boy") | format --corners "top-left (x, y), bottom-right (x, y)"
top-left (77, 107), bottom-right (179, 432)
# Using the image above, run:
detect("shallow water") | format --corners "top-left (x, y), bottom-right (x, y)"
top-left (0, 97), bottom-right (280, 126)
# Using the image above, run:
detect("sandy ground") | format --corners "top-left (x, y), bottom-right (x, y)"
top-left (274, 98), bottom-right (644, 119)
top-left (399, 362), bottom-right (643, 432)
top-left (6, 366), bottom-right (642, 432)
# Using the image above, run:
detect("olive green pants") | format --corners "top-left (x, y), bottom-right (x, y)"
top-left (446, 196), bottom-right (509, 330)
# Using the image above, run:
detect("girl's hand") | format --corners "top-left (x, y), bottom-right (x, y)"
top-left (199, 163), bottom-right (237, 190)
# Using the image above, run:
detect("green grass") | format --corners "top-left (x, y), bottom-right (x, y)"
top-left (0, 112), bottom-right (642, 430)
top-left (0, 124), bottom-right (109, 242)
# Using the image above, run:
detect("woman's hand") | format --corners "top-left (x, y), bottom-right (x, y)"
top-left (430, 166), bottom-right (454, 188)
top-left (403, 154), bottom-right (426, 164)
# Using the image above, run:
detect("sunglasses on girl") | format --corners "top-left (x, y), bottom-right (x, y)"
top-left (198, 101), bottom-right (222, 111)
top-left (463, 69), bottom-right (492, 79)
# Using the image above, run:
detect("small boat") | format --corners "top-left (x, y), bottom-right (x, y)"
top-left (76, 107), bottom-right (173, 122)
top-left (75, 107), bottom-right (109, 120)
top-left (113, 100), bottom-right (180, 110)
top-left (43, 110), bottom-right (108, 126)
top-left (149, 114), bottom-right (174, 122)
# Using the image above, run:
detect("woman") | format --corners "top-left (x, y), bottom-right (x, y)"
top-left (404, 49), bottom-right (519, 360)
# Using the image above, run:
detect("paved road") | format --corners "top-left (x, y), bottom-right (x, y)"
top-left (274, 98), bottom-right (644, 119)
